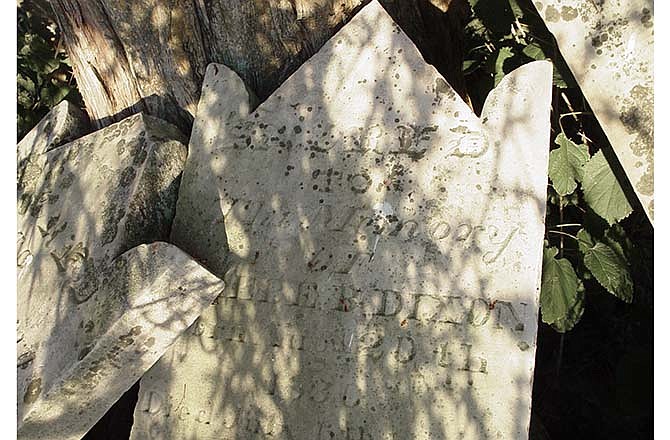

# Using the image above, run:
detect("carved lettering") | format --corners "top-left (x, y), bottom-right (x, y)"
top-left (483, 227), bottom-right (518, 264)
top-left (437, 343), bottom-right (488, 374)
top-left (349, 173), bottom-right (372, 194)
top-left (394, 336), bottom-right (416, 364)
top-left (494, 300), bottom-right (526, 331)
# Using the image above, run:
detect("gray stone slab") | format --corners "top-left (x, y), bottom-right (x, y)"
top-left (17, 113), bottom-right (224, 439)
top-left (18, 243), bottom-right (225, 440)
top-left (18, 100), bottom-right (90, 170)
top-left (532, 0), bottom-right (654, 222)
top-left (132, 2), bottom-right (552, 439)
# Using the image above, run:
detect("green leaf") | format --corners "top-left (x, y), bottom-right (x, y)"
top-left (462, 59), bottom-right (479, 75)
top-left (582, 150), bottom-right (633, 225)
top-left (522, 42), bottom-right (546, 60)
top-left (551, 289), bottom-right (584, 333)
top-left (493, 46), bottom-right (515, 86)
top-left (540, 246), bottom-right (582, 331)
top-left (579, 233), bottom-right (633, 303)
top-left (548, 133), bottom-right (590, 196)
top-left (603, 224), bottom-right (632, 263)
top-left (576, 228), bottom-right (595, 254)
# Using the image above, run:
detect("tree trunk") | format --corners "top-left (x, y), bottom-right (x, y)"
top-left (50, 0), bottom-right (470, 134)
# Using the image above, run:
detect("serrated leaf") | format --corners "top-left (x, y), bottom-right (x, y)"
top-left (603, 224), bottom-right (632, 262)
top-left (522, 42), bottom-right (546, 60)
top-left (581, 241), bottom-right (633, 303)
top-left (540, 246), bottom-right (581, 331)
top-left (582, 150), bottom-right (633, 225)
top-left (576, 228), bottom-right (595, 254)
top-left (548, 133), bottom-right (590, 196)
top-left (551, 289), bottom-right (584, 333)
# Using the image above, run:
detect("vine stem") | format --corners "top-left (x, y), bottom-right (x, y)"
top-left (557, 189), bottom-right (565, 384)
top-left (548, 230), bottom-right (579, 241)
top-left (553, 223), bottom-right (581, 228)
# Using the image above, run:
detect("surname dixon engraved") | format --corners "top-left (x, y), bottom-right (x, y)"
top-left (133, 2), bottom-right (551, 439)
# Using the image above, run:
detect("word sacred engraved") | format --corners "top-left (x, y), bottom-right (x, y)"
top-left (223, 118), bottom-right (448, 160)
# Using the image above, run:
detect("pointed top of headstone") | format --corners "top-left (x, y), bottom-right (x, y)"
top-left (139, 2), bottom-right (553, 438)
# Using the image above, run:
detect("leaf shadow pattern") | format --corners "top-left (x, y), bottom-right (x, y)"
top-left (50, 0), bottom-right (471, 136)
top-left (17, 112), bottom-right (225, 439)
top-left (131, 2), bottom-right (552, 439)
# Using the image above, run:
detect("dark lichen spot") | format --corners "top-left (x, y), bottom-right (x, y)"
top-left (545, 5), bottom-right (560, 22)
top-left (433, 77), bottom-right (455, 102)
top-left (591, 35), bottom-right (603, 48)
top-left (560, 6), bottom-right (578, 21)
top-left (59, 172), bottom-right (75, 190)
top-left (641, 8), bottom-right (652, 27)
top-left (120, 166), bottom-right (137, 187)
top-left (101, 203), bottom-right (126, 245)
top-left (23, 378), bottom-right (41, 404)
top-left (293, 126), bottom-right (302, 134)
top-left (17, 351), bottom-right (35, 369)
top-left (78, 345), bottom-right (92, 360)
top-left (132, 145), bottom-right (148, 166)
top-left (619, 85), bottom-right (653, 197)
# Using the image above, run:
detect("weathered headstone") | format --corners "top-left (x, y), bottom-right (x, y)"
top-left (532, 0), bottom-right (654, 222)
top-left (17, 113), bottom-right (225, 440)
top-left (18, 100), bottom-right (90, 170)
top-left (132, 2), bottom-right (552, 439)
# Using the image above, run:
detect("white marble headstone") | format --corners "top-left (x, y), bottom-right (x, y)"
top-left (18, 100), bottom-right (90, 178)
top-left (132, 2), bottom-right (552, 439)
top-left (17, 114), bottom-right (224, 440)
top-left (532, 0), bottom-right (653, 222)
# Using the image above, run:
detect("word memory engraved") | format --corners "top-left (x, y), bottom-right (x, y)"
top-left (132, 2), bottom-right (552, 439)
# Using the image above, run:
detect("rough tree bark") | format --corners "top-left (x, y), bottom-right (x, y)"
top-left (50, 0), bottom-right (470, 134)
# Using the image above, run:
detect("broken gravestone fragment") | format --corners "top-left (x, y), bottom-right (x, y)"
top-left (532, 0), bottom-right (654, 222)
top-left (18, 100), bottom-right (90, 172)
top-left (17, 113), bottom-right (224, 440)
top-left (18, 243), bottom-right (225, 440)
top-left (132, 1), bottom-right (552, 439)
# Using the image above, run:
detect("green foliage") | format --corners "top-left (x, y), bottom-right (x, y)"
top-left (581, 150), bottom-right (633, 225)
top-left (540, 245), bottom-right (583, 332)
top-left (548, 133), bottom-right (589, 196)
top-left (463, 0), bottom-right (648, 333)
top-left (17, 0), bottom-right (82, 141)
top-left (463, 0), bottom-right (575, 111)
top-left (578, 229), bottom-right (633, 302)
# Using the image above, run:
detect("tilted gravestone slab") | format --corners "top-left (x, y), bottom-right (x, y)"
top-left (532, 0), bottom-right (654, 222)
top-left (18, 243), bottom-right (225, 440)
top-left (132, 2), bottom-right (552, 439)
top-left (18, 100), bottom-right (90, 171)
top-left (17, 114), bottom-right (225, 440)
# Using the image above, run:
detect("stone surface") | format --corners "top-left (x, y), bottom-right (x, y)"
top-left (132, 2), bottom-right (552, 439)
top-left (532, 0), bottom-right (654, 222)
top-left (17, 113), bottom-right (224, 439)
top-left (18, 100), bottom-right (90, 171)
top-left (18, 243), bottom-right (225, 440)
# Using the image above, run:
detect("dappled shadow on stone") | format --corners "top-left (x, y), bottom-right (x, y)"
top-left (530, 0), bottom-right (654, 222)
top-left (131, 2), bottom-right (552, 439)
top-left (16, 113), bottom-right (225, 439)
